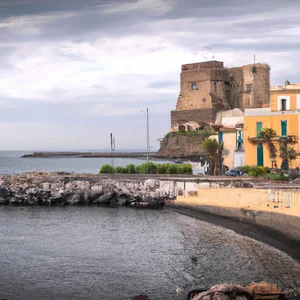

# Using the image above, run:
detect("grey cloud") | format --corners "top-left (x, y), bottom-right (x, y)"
top-left (147, 81), bottom-right (177, 89)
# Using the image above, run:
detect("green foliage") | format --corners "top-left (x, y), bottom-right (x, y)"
top-left (165, 129), bottom-right (214, 138)
top-left (198, 129), bottom-right (214, 138)
top-left (157, 163), bottom-right (171, 174)
top-left (202, 138), bottom-right (221, 159)
top-left (115, 166), bottom-right (126, 173)
top-left (248, 166), bottom-right (268, 177)
top-left (279, 144), bottom-right (299, 161)
top-left (166, 164), bottom-right (179, 174)
top-left (181, 164), bottom-right (193, 174)
top-left (260, 128), bottom-right (277, 139)
top-left (264, 173), bottom-right (289, 181)
top-left (100, 162), bottom-right (193, 175)
top-left (99, 164), bottom-right (115, 174)
top-left (267, 142), bottom-right (277, 159)
top-left (125, 164), bottom-right (136, 174)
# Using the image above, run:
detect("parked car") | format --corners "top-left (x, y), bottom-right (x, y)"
top-left (225, 169), bottom-right (247, 176)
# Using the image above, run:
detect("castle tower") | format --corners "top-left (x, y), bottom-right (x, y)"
top-left (171, 60), bottom-right (270, 131)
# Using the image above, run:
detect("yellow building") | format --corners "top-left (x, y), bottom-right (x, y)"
top-left (244, 83), bottom-right (300, 168)
top-left (210, 109), bottom-right (244, 169)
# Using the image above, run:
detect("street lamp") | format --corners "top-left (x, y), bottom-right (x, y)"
top-left (141, 108), bottom-right (150, 174)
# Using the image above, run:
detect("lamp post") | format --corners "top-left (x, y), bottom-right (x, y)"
top-left (146, 108), bottom-right (150, 174)
top-left (141, 108), bottom-right (150, 174)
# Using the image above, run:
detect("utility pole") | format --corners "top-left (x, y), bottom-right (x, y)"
top-left (110, 133), bottom-right (115, 168)
top-left (146, 108), bottom-right (149, 174)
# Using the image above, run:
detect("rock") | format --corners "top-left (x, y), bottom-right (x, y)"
top-left (191, 284), bottom-right (252, 300)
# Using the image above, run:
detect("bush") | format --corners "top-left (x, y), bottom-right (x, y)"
top-left (157, 163), bottom-right (171, 174)
top-left (125, 164), bottom-right (136, 174)
top-left (238, 165), bottom-right (269, 177)
top-left (167, 164), bottom-right (179, 174)
top-left (181, 164), bottom-right (193, 174)
top-left (100, 164), bottom-right (115, 174)
top-left (115, 166), bottom-right (127, 173)
top-left (100, 162), bottom-right (193, 175)
top-left (248, 166), bottom-right (268, 177)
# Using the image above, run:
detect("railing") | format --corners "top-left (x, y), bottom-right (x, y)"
top-left (248, 135), bottom-right (298, 144)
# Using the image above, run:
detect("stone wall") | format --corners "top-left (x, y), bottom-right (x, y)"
top-left (168, 187), bottom-right (300, 241)
top-left (156, 132), bottom-right (207, 158)
top-left (171, 108), bottom-right (216, 128)
top-left (226, 64), bottom-right (270, 111)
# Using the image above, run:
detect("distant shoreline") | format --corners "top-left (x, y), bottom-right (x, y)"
top-left (21, 151), bottom-right (159, 159)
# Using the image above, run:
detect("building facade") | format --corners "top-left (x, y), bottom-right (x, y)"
top-left (244, 83), bottom-right (300, 168)
top-left (171, 60), bottom-right (270, 131)
top-left (210, 109), bottom-right (244, 169)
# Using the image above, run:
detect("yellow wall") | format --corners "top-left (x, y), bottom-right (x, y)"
top-left (171, 187), bottom-right (300, 241)
top-left (210, 133), bottom-right (237, 169)
top-left (244, 114), bottom-right (300, 167)
top-left (270, 90), bottom-right (300, 111)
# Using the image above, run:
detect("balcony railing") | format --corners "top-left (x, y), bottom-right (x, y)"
top-left (248, 135), bottom-right (298, 144)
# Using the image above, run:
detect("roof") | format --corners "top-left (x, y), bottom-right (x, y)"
top-left (245, 108), bottom-right (300, 116)
top-left (270, 84), bottom-right (300, 91)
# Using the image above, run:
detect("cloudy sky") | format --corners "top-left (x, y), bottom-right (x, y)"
top-left (0, 0), bottom-right (300, 150)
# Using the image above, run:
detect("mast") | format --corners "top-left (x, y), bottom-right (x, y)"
top-left (146, 108), bottom-right (149, 174)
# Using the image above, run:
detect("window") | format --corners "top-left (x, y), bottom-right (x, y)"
top-left (246, 84), bottom-right (252, 91)
top-left (281, 99), bottom-right (287, 111)
top-left (218, 131), bottom-right (223, 144)
top-left (191, 83), bottom-right (197, 90)
top-left (256, 122), bottom-right (262, 137)
top-left (281, 120), bottom-right (287, 136)
top-left (278, 96), bottom-right (290, 111)
top-left (202, 98), bottom-right (206, 102)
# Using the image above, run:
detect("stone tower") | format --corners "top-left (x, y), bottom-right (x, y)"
top-left (171, 60), bottom-right (270, 130)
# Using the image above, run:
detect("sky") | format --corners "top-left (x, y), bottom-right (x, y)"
top-left (1, 0), bottom-right (300, 151)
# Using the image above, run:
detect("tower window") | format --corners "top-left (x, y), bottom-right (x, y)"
top-left (202, 98), bottom-right (206, 102)
top-left (191, 83), bottom-right (197, 90)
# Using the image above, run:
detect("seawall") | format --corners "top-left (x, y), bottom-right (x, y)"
top-left (167, 187), bottom-right (300, 242)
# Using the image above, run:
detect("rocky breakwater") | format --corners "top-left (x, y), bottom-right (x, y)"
top-left (0, 172), bottom-right (177, 206)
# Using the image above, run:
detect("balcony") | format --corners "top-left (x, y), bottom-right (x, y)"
top-left (248, 135), bottom-right (298, 144)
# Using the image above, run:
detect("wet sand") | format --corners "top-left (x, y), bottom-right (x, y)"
top-left (167, 206), bottom-right (300, 262)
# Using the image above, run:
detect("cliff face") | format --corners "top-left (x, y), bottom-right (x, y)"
top-left (156, 132), bottom-right (207, 159)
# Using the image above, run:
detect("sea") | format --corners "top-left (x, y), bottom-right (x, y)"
top-left (0, 151), bottom-right (165, 175)
top-left (0, 151), bottom-right (300, 300)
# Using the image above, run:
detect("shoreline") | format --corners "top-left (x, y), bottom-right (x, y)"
top-left (166, 205), bottom-right (300, 263)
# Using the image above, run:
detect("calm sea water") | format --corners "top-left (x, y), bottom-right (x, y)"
top-left (1, 152), bottom-right (300, 299)
top-left (0, 206), bottom-right (299, 300)
top-left (0, 151), bottom-right (165, 175)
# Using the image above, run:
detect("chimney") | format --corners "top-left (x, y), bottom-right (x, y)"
top-left (285, 80), bottom-right (290, 86)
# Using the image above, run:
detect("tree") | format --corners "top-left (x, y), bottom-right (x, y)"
top-left (260, 128), bottom-right (277, 159)
top-left (202, 138), bottom-right (222, 176)
top-left (279, 144), bottom-right (299, 170)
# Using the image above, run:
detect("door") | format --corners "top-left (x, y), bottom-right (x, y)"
top-left (281, 120), bottom-right (287, 136)
top-left (257, 144), bottom-right (264, 166)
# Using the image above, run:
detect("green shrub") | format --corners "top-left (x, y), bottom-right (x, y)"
top-left (167, 164), bottom-right (179, 174)
top-left (101, 162), bottom-right (193, 175)
top-left (100, 164), bottom-right (115, 174)
top-left (125, 164), bottom-right (136, 174)
top-left (181, 164), bottom-right (193, 174)
top-left (115, 166), bottom-right (126, 173)
top-left (248, 166), bottom-right (267, 177)
top-left (157, 163), bottom-right (171, 174)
